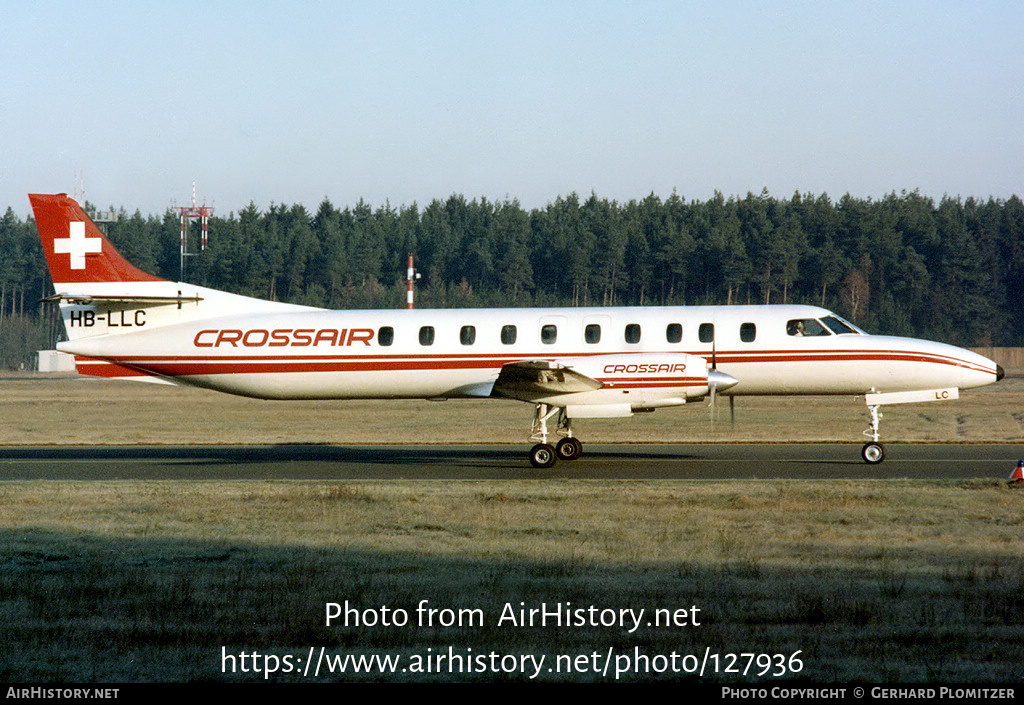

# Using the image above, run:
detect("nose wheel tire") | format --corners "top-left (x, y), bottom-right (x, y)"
top-left (555, 437), bottom-right (583, 461)
top-left (529, 443), bottom-right (557, 469)
top-left (861, 442), bottom-right (885, 464)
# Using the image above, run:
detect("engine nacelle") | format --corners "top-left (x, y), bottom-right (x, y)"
top-left (554, 352), bottom-right (728, 409)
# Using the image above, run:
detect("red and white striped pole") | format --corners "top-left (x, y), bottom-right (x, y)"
top-left (179, 215), bottom-right (186, 278)
top-left (406, 254), bottom-right (415, 309)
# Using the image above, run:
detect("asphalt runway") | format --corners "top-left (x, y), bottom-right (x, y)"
top-left (1, 443), bottom-right (1022, 481)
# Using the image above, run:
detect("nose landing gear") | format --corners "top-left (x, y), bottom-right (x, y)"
top-left (862, 403), bottom-right (885, 464)
top-left (860, 387), bottom-right (960, 464)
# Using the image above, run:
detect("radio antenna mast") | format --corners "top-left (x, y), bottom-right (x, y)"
top-left (174, 181), bottom-right (214, 280)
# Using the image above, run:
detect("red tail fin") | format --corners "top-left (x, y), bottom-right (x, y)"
top-left (29, 193), bottom-right (163, 284)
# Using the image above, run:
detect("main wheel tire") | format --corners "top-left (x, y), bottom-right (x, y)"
top-left (529, 443), bottom-right (557, 469)
top-left (555, 437), bottom-right (583, 461)
top-left (861, 442), bottom-right (886, 464)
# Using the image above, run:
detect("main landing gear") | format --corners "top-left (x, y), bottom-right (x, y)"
top-left (862, 403), bottom-right (885, 464)
top-left (528, 403), bottom-right (582, 468)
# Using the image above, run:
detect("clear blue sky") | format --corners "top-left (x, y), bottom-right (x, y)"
top-left (3, 0), bottom-right (1021, 217)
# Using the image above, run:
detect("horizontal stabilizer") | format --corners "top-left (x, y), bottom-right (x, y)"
top-left (42, 293), bottom-right (204, 306)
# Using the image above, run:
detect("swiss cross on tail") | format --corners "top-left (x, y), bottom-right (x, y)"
top-left (53, 221), bottom-right (102, 270)
top-left (29, 193), bottom-right (163, 284)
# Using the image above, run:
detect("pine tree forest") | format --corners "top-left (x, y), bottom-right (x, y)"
top-left (2, 189), bottom-right (1023, 369)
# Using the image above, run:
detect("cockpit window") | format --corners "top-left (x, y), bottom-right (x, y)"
top-left (821, 315), bottom-right (861, 335)
top-left (786, 318), bottom-right (831, 337)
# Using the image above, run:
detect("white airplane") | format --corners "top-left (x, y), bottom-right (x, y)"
top-left (30, 192), bottom-right (1003, 467)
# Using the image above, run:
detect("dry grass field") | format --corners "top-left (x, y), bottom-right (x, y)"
top-left (2, 371), bottom-right (1023, 445)
top-left (1, 374), bottom-right (1023, 683)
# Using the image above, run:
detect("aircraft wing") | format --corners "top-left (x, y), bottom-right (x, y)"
top-left (492, 360), bottom-right (604, 399)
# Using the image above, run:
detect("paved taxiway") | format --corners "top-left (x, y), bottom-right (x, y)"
top-left (1, 443), bottom-right (1021, 480)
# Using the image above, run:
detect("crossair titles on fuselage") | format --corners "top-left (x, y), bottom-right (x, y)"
top-left (193, 328), bottom-right (376, 348)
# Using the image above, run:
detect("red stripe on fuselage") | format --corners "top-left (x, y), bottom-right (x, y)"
top-left (74, 357), bottom-right (151, 378)
top-left (87, 347), bottom-right (990, 376)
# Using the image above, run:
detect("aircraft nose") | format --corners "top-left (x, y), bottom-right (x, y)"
top-left (997, 365), bottom-right (1005, 381)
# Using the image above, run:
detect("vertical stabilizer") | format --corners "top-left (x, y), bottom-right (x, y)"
top-left (29, 193), bottom-right (164, 286)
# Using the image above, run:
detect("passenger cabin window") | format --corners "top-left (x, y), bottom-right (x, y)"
top-left (419, 326), bottom-right (435, 345)
top-left (666, 323), bottom-right (682, 343)
top-left (585, 324), bottom-right (601, 344)
top-left (740, 322), bottom-right (756, 342)
top-left (541, 324), bottom-right (557, 345)
top-left (787, 319), bottom-right (830, 337)
top-left (625, 324), bottom-right (641, 344)
top-left (460, 325), bottom-right (476, 345)
top-left (378, 326), bottom-right (394, 346)
top-left (699, 323), bottom-right (714, 343)
top-left (501, 325), bottom-right (517, 345)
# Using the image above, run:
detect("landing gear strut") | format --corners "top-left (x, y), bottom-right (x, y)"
top-left (528, 403), bottom-right (581, 468)
top-left (862, 403), bottom-right (885, 464)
